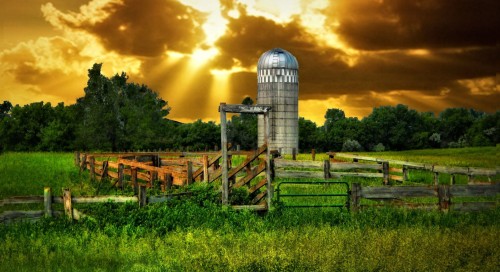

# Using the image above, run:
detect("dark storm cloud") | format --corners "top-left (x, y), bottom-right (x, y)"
top-left (57, 0), bottom-right (206, 57)
top-left (213, 4), bottom-right (347, 70)
top-left (329, 0), bottom-right (499, 50)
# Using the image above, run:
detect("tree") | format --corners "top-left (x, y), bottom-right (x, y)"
top-left (439, 108), bottom-right (476, 147)
top-left (74, 64), bottom-right (170, 151)
top-left (227, 97), bottom-right (258, 150)
top-left (298, 117), bottom-right (320, 152)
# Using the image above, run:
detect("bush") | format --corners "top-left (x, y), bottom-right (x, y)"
top-left (372, 143), bottom-right (385, 152)
top-left (341, 139), bottom-right (363, 152)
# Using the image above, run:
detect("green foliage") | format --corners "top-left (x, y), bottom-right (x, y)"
top-left (341, 138), bottom-right (363, 152)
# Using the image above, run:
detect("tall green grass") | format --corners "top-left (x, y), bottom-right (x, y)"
top-left (0, 151), bottom-right (499, 271)
top-left (0, 152), bottom-right (89, 198)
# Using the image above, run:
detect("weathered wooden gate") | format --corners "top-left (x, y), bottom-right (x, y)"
top-left (219, 103), bottom-right (273, 208)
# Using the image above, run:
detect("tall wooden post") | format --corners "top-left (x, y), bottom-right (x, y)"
top-left (292, 148), bottom-right (297, 160)
top-left (63, 188), bottom-right (73, 220)
top-left (220, 103), bottom-right (229, 205)
top-left (139, 185), bottom-right (147, 208)
top-left (202, 155), bottom-right (209, 182)
top-left (89, 156), bottom-right (96, 181)
top-left (265, 112), bottom-right (272, 208)
top-left (131, 167), bottom-right (138, 195)
top-left (74, 152), bottom-right (80, 167)
top-left (382, 161), bottom-right (389, 185)
top-left (323, 160), bottom-right (331, 179)
top-left (311, 149), bottom-right (316, 161)
top-left (350, 183), bottom-right (361, 212)
top-left (403, 165), bottom-right (409, 182)
top-left (118, 163), bottom-right (124, 190)
top-left (187, 161), bottom-right (193, 185)
top-left (44, 187), bottom-right (52, 217)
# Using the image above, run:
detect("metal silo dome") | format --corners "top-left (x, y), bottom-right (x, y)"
top-left (257, 48), bottom-right (299, 70)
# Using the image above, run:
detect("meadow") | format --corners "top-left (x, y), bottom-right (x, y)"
top-left (0, 148), bottom-right (499, 271)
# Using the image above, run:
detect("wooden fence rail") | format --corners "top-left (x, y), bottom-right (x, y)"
top-left (274, 159), bottom-right (391, 184)
top-left (0, 186), bottom-right (193, 223)
top-left (328, 152), bottom-right (498, 184)
top-left (351, 183), bottom-right (499, 212)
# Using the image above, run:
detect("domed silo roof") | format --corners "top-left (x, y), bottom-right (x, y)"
top-left (257, 48), bottom-right (298, 70)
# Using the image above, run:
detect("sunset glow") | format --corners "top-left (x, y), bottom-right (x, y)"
top-left (0, 0), bottom-right (497, 123)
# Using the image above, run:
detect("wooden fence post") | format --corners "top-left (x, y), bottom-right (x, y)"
top-left (166, 173), bottom-right (173, 191)
top-left (202, 155), bottom-right (209, 182)
top-left (323, 160), bottom-right (331, 179)
top-left (118, 163), bottom-right (124, 190)
top-left (80, 154), bottom-right (87, 171)
top-left (63, 188), bottom-right (73, 220)
top-left (329, 153), bottom-right (334, 162)
top-left (220, 103), bottom-right (229, 205)
top-left (89, 156), bottom-right (96, 181)
top-left (311, 149), bottom-right (316, 161)
top-left (383, 161), bottom-right (389, 185)
top-left (292, 148), bottom-right (297, 160)
top-left (131, 167), bottom-right (138, 195)
top-left (102, 161), bottom-right (109, 179)
top-left (438, 185), bottom-right (450, 211)
top-left (350, 183), bottom-right (361, 212)
top-left (138, 185), bottom-right (147, 207)
top-left (74, 152), bottom-right (80, 167)
top-left (187, 161), bottom-right (193, 185)
top-left (402, 165), bottom-right (409, 181)
top-left (44, 187), bottom-right (52, 217)
top-left (434, 172), bottom-right (439, 186)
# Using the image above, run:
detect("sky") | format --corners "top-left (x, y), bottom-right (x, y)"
top-left (0, 0), bottom-right (498, 124)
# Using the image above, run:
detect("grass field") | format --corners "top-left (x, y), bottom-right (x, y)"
top-left (0, 148), bottom-right (499, 271)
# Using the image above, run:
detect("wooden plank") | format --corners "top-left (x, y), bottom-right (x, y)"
top-left (107, 171), bottom-right (119, 179)
top-left (232, 204), bottom-right (267, 211)
top-left (468, 167), bottom-right (497, 176)
top-left (390, 175), bottom-right (404, 182)
top-left (234, 160), bottom-right (267, 188)
top-left (228, 144), bottom-right (267, 179)
top-left (451, 202), bottom-right (497, 212)
top-left (330, 163), bottom-right (382, 170)
top-left (433, 166), bottom-right (469, 175)
top-left (248, 178), bottom-right (267, 195)
top-left (361, 186), bottom-right (437, 199)
top-left (118, 159), bottom-right (169, 174)
top-left (137, 172), bottom-right (151, 182)
top-left (220, 103), bottom-right (229, 205)
top-left (274, 159), bottom-right (323, 169)
top-left (70, 196), bottom-right (138, 203)
top-left (330, 172), bottom-right (383, 178)
top-left (251, 191), bottom-right (267, 204)
top-left (275, 170), bottom-right (324, 179)
top-left (0, 196), bottom-right (44, 205)
top-left (0, 210), bottom-right (45, 223)
top-left (449, 184), bottom-right (499, 197)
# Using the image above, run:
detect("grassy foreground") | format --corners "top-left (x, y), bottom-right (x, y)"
top-left (0, 150), bottom-right (499, 271)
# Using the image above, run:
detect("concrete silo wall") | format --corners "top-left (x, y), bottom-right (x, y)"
top-left (257, 67), bottom-right (299, 155)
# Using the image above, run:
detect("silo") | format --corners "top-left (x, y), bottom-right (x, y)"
top-left (257, 48), bottom-right (299, 155)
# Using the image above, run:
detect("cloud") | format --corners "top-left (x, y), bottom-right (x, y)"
top-left (43, 0), bottom-right (207, 57)
top-left (327, 0), bottom-right (499, 50)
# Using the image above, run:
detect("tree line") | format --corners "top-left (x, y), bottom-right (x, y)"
top-left (0, 64), bottom-right (498, 153)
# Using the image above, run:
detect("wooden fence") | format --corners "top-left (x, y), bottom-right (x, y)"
top-left (274, 159), bottom-right (391, 183)
top-left (275, 159), bottom-right (499, 212)
top-left (0, 186), bottom-right (195, 223)
top-left (327, 152), bottom-right (498, 185)
top-left (76, 147), bottom-right (271, 208)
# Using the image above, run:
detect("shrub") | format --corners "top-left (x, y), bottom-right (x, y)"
top-left (372, 143), bottom-right (385, 152)
top-left (341, 139), bottom-right (362, 152)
